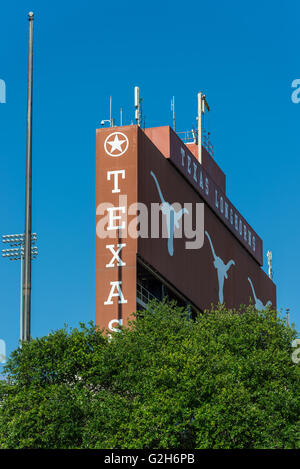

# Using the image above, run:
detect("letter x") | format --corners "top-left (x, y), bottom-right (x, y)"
top-left (106, 243), bottom-right (126, 268)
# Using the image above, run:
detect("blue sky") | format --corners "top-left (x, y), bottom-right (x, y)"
top-left (0, 0), bottom-right (299, 362)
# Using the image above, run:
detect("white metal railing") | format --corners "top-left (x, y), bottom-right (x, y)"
top-left (176, 129), bottom-right (214, 158)
top-left (137, 283), bottom-right (159, 308)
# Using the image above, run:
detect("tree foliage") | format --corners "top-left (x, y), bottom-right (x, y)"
top-left (0, 301), bottom-right (299, 449)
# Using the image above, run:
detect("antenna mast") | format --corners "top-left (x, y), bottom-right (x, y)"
top-left (109, 96), bottom-right (115, 127)
top-left (110, 96), bottom-right (112, 126)
top-left (140, 97), bottom-right (143, 128)
top-left (134, 86), bottom-right (142, 127)
top-left (267, 250), bottom-right (273, 280)
top-left (197, 92), bottom-right (210, 163)
top-left (171, 96), bottom-right (176, 131)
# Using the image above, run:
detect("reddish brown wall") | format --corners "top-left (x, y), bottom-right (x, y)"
top-left (96, 126), bottom-right (138, 332)
top-left (145, 126), bottom-right (262, 265)
top-left (138, 131), bottom-right (276, 311)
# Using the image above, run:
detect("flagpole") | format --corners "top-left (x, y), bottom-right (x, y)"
top-left (22, 11), bottom-right (34, 342)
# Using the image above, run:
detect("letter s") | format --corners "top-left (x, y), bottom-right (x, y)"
top-left (108, 319), bottom-right (123, 333)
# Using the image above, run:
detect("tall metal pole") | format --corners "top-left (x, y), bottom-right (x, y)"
top-left (134, 86), bottom-right (140, 126)
top-left (267, 250), bottom-right (273, 280)
top-left (171, 96), bottom-right (176, 131)
top-left (110, 96), bottom-right (112, 126)
top-left (20, 255), bottom-right (23, 341)
top-left (22, 12), bottom-right (34, 342)
top-left (197, 92), bottom-right (202, 163)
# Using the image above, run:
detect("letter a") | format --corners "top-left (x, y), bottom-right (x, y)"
top-left (104, 281), bottom-right (128, 305)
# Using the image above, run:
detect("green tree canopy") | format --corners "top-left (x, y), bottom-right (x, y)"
top-left (0, 301), bottom-right (299, 449)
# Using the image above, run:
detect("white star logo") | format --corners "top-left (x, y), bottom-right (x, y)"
top-left (104, 132), bottom-right (129, 157)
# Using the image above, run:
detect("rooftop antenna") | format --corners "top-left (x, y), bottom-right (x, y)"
top-left (171, 96), bottom-right (176, 131)
top-left (109, 96), bottom-right (115, 127)
top-left (134, 86), bottom-right (142, 127)
top-left (120, 107), bottom-right (123, 126)
top-left (140, 97), bottom-right (143, 128)
top-left (197, 92), bottom-right (210, 163)
top-left (267, 250), bottom-right (273, 280)
top-left (100, 96), bottom-right (114, 127)
top-left (134, 86), bottom-right (139, 124)
top-left (110, 96), bottom-right (112, 125)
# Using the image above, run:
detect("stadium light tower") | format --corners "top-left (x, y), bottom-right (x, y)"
top-left (23, 12), bottom-right (34, 343)
top-left (2, 233), bottom-right (38, 341)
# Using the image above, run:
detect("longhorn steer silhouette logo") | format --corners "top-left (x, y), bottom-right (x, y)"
top-left (248, 277), bottom-right (272, 311)
top-left (205, 231), bottom-right (235, 304)
top-left (150, 171), bottom-right (188, 256)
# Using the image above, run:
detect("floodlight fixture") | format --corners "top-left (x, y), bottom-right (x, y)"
top-left (1, 233), bottom-right (38, 341)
